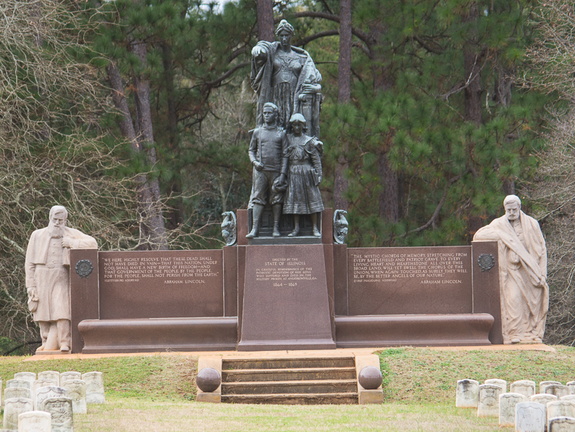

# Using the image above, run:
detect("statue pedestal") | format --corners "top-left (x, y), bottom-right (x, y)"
top-left (237, 243), bottom-right (336, 350)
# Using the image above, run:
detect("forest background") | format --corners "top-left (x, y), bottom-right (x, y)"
top-left (0, 0), bottom-right (574, 354)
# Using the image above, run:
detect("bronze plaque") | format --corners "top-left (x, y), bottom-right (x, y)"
top-left (99, 250), bottom-right (223, 319)
top-left (348, 246), bottom-right (472, 315)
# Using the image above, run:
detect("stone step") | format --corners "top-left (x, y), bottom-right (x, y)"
top-left (222, 379), bottom-right (358, 395)
top-left (221, 392), bottom-right (359, 405)
top-left (222, 357), bottom-right (355, 370)
top-left (223, 367), bottom-right (356, 382)
top-left (198, 354), bottom-right (382, 405)
top-left (218, 356), bottom-right (360, 405)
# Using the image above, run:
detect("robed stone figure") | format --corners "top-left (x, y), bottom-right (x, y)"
top-left (473, 195), bottom-right (548, 344)
top-left (25, 205), bottom-right (97, 352)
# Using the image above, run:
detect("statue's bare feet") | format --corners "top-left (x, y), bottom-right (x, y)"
top-left (246, 229), bottom-right (257, 239)
top-left (288, 229), bottom-right (299, 237)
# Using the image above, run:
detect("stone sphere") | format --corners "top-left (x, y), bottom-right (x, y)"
top-left (196, 367), bottom-right (221, 392)
top-left (358, 366), bottom-right (383, 390)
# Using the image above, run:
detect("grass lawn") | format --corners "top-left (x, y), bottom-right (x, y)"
top-left (2, 346), bottom-right (575, 431)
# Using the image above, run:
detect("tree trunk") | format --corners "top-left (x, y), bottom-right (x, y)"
top-left (462, 2), bottom-right (484, 236)
top-left (496, 64), bottom-right (516, 196)
top-left (370, 21), bottom-right (399, 223)
top-left (333, 0), bottom-right (353, 211)
top-left (338, 0), bottom-right (352, 103)
top-left (462, 2), bottom-right (482, 125)
top-left (107, 53), bottom-right (168, 250)
top-left (130, 39), bottom-right (168, 249)
top-left (256, 0), bottom-right (274, 42)
top-left (161, 42), bottom-right (184, 229)
top-left (378, 148), bottom-right (399, 223)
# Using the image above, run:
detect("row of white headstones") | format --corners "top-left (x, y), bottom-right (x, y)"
top-left (1, 370), bottom-right (105, 432)
top-left (456, 379), bottom-right (575, 431)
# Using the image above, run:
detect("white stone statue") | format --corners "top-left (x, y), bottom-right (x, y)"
top-left (25, 205), bottom-right (97, 352)
top-left (473, 195), bottom-right (548, 344)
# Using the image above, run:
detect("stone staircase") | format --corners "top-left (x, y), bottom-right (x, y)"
top-left (220, 357), bottom-right (358, 404)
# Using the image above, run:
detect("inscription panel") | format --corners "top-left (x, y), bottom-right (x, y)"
top-left (255, 257), bottom-right (317, 287)
top-left (99, 250), bottom-right (223, 319)
top-left (239, 244), bottom-right (334, 348)
top-left (348, 246), bottom-right (472, 315)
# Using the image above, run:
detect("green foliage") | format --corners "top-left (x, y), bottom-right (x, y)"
top-left (83, 0), bottom-right (257, 236)
top-left (0, 337), bottom-right (29, 356)
top-left (315, 0), bottom-right (549, 247)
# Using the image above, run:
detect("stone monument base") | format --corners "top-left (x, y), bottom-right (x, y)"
top-left (237, 243), bottom-right (336, 351)
top-left (35, 349), bottom-right (68, 356)
top-left (70, 211), bottom-right (502, 354)
top-left (78, 317), bottom-right (238, 353)
top-left (335, 314), bottom-right (494, 347)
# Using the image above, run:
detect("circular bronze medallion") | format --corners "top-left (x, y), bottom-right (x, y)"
top-left (477, 254), bottom-right (495, 272)
top-left (75, 259), bottom-right (94, 278)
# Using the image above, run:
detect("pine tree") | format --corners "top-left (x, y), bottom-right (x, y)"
top-left (84, 0), bottom-right (258, 246)
top-left (298, 0), bottom-right (548, 246)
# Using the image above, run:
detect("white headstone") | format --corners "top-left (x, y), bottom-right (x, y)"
top-left (549, 417), bottom-right (575, 432)
top-left (35, 387), bottom-right (67, 413)
top-left (532, 393), bottom-right (559, 406)
top-left (478, 384), bottom-right (503, 417)
top-left (516, 401), bottom-right (547, 432)
top-left (32, 381), bottom-right (57, 407)
top-left (547, 385), bottom-right (571, 398)
top-left (567, 382), bottom-right (575, 395)
top-left (541, 381), bottom-right (563, 393)
top-left (37, 372), bottom-right (59, 387)
top-left (14, 373), bottom-right (36, 384)
top-left (548, 401), bottom-right (575, 430)
top-left (7, 380), bottom-right (32, 391)
top-left (61, 379), bottom-right (87, 414)
top-left (499, 392), bottom-right (527, 427)
top-left (5, 388), bottom-right (32, 402)
top-left (3, 398), bottom-right (34, 431)
top-left (512, 380), bottom-right (537, 398)
top-left (82, 372), bottom-right (105, 404)
top-left (58, 373), bottom-right (80, 386)
top-left (18, 411), bottom-right (51, 432)
top-left (485, 379), bottom-right (507, 393)
top-left (562, 396), bottom-right (575, 402)
top-left (40, 398), bottom-right (73, 432)
top-left (456, 379), bottom-right (479, 408)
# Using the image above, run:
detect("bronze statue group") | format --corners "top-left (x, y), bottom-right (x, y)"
top-left (247, 20), bottom-right (324, 238)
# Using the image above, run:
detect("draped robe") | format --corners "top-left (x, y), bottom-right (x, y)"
top-left (473, 212), bottom-right (548, 343)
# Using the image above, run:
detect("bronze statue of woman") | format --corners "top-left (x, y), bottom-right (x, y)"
top-left (251, 20), bottom-right (322, 138)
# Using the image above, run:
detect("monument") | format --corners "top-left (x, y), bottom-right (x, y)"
top-left (473, 195), bottom-right (548, 344)
top-left (25, 205), bottom-right (97, 353)
top-left (64, 20), bottom-right (505, 354)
